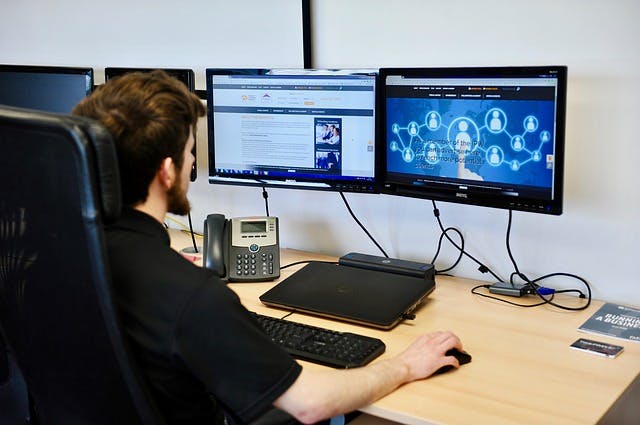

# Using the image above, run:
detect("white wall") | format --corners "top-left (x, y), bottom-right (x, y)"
top-left (2, 0), bottom-right (638, 306)
top-left (302, 0), bottom-right (640, 306)
top-left (0, 0), bottom-right (305, 86)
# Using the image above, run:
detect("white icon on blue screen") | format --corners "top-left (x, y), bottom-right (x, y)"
top-left (426, 111), bottom-right (440, 129)
top-left (485, 108), bottom-right (507, 134)
top-left (487, 146), bottom-right (503, 166)
top-left (524, 115), bottom-right (538, 132)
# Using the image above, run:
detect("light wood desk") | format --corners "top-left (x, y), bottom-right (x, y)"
top-left (170, 230), bottom-right (640, 425)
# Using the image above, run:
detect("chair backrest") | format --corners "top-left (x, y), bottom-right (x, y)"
top-left (0, 106), bottom-right (165, 425)
top-left (0, 333), bottom-right (7, 384)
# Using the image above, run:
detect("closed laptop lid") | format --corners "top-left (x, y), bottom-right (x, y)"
top-left (259, 262), bottom-right (435, 329)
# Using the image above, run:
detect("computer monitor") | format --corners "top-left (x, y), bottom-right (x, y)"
top-left (206, 68), bottom-right (378, 192)
top-left (0, 64), bottom-right (93, 113)
top-left (104, 67), bottom-right (195, 92)
top-left (379, 66), bottom-right (567, 215)
top-left (105, 67), bottom-right (198, 181)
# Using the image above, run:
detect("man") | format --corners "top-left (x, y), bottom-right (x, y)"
top-left (73, 71), bottom-right (464, 425)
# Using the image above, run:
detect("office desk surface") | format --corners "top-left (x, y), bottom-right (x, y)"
top-left (169, 229), bottom-right (640, 425)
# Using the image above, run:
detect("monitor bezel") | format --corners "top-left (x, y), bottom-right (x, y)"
top-left (0, 64), bottom-right (94, 103)
top-left (104, 67), bottom-right (195, 92)
top-left (378, 66), bottom-right (567, 215)
top-left (205, 68), bottom-right (381, 193)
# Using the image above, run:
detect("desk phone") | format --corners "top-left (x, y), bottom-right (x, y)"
top-left (203, 214), bottom-right (280, 282)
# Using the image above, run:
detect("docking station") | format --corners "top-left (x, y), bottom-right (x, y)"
top-left (488, 281), bottom-right (529, 297)
top-left (339, 252), bottom-right (435, 281)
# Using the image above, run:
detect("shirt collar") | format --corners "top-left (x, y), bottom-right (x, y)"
top-left (111, 207), bottom-right (170, 245)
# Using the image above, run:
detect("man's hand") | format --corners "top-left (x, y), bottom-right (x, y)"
top-left (396, 331), bottom-right (463, 380)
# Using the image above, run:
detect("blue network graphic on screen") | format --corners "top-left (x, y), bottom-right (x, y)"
top-left (386, 98), bottom-right (556, 189)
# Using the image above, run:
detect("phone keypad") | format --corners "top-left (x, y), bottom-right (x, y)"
top-left (234, 252), bottom-right (276, 278)
top-left (261, 252), bottom-right (275, 276)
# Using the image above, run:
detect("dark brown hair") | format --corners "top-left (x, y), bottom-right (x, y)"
top-left (73, 70), bottom-right (205, 206)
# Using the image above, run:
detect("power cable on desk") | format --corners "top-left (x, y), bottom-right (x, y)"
top-left (339, 192), bottom-right (389, 258)
top-left (280, 260), bottom-right (338, 270)
top-left (470, 283), bottom-right (553, 307)
top-left (279, 310), bottom-right (297, 320)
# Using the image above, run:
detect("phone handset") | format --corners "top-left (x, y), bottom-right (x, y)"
top-left (203, 214), bottom-right (229, 280)
top-left (203, 214), bottom-right (280, 283)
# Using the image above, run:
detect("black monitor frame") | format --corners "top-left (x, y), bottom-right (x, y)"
top-left (0, 64), bottom-right (94, 113)
top-left (205, 68), bottom-right (380, 193)
top-left (104, 67), bottom-right (195, 92)
top-left (379, 66), bottom-right (567, 215)
top-left (104, 67), bottom-right (198, 181)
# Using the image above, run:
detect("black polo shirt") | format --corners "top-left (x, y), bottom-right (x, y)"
top-left (106, 208), bottom-right (302, 425)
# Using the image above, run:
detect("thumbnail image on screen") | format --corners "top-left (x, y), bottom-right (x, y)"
top-left (206, 69), bottom-right (378, 193)
top-left (381, 66), bottom-right (566, 214)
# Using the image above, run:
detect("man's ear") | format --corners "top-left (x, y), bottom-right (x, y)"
top-left (158, 157), bottom-right (175, 189)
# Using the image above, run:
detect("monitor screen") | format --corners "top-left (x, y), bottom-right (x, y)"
top-left (380, 66), bottom-right (567, 214)
top-left (206, 68), bottom-right (378, 192)
top-left (0, 65), bottom-right (93, 113)
top-left (105, 67), bottom-right (197, 181)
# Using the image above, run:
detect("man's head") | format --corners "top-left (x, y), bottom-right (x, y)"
top-left (73, 70), bottom-right (205, 213)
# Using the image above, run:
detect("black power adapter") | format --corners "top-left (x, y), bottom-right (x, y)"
top-left (489, 281), bottom-right (529, 297)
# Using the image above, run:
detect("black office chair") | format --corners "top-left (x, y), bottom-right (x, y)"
top-left (0, 335), bottom-right (7, 385)
top-left (0, 331), bottom-right (30, 425)
top-left (0, 106), bottom-right (164, 425)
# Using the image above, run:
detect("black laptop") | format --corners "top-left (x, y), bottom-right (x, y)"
top-left (259, 262), bottom-right (435, 329)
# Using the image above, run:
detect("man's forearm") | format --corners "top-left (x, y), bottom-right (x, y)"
top-left (274, 330), bottom-right (462, 424)
top-left (274, 357), bottom-right (410, 424)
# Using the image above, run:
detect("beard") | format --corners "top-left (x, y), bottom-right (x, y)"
top-left (167, 172), bottom-right (191, 216)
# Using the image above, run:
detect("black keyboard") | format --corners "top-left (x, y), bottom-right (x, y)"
top-left (251, 312), bottom-right (386, 368)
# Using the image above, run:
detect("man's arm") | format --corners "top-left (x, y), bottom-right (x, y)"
top-left (274, 331), bottom-right (462, 424)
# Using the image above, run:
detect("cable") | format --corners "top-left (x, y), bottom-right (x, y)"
top-left (255, 180), bottom-right (271, 217)
top-left (339, 192), bottom-right (389, 258)
top-left (261, 185), bottom-right (270, 217)
top-left (521, 271), bottom-right (591, 311)
top-left (280, 310), bottom-right (297, 320)
top-left (165, 214), bottom-right (202, 254)
top-left (505, 209), bottom-right (531, 287)
top-left (432, 203), bottom-right (591, 310)
top-left (502, 210), bottom-right (591, 311)
top-left (469, 210), bottom-right (591, 310)
top-left (280, 260), bottom-right (338, 270)
top-left (187, 211), bottom-right (198, 253)
top-left (431, 200), bottom-right (504, 282)
top-left (471, 284), bottom-right (552, 308)
top-left (430, 226), bottom-right (465, 274)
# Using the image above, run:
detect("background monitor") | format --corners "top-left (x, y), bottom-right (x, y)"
top-left (379, 66), bottom-right (567, 215)
top-left (206, 68), bottom-right (379, 193)
top-left (104, 67), bottom-right (195, 92)
top-left (0, 64), bottom-right (93, 113)
top-left (104, 67), bottom-right (198, 181)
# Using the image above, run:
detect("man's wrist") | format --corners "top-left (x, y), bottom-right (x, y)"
top-left (382, 356), bottom-right (412, 385)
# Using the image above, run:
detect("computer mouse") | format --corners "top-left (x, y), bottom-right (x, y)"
top-left (434, 348), bottom-right (472, 375)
